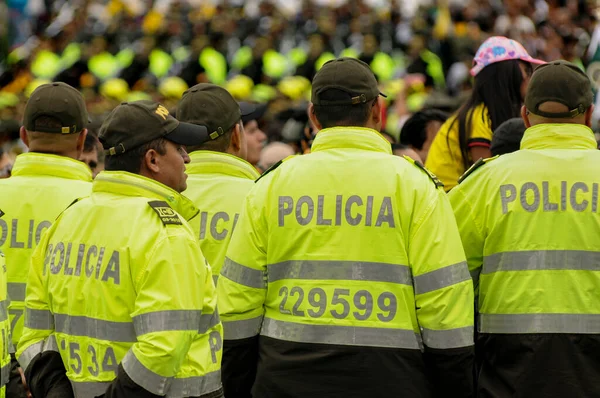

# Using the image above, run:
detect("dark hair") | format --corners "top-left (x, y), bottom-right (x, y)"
top-left (400, 109), bottom-right (449, 149)
top-left (104, 138), bottom-right (167, 173)
top-left (449, 60), bottom-right (531, 169)
top-left (391, 143), bottom-right (410, 151)
top-left (83, 133), bottom-right (99, 153)
top-left (313, 89), bottom-right (376, 128)
top-left (186, 122), bottom-right (239, 153)
top-left (491, 117), bottom-right (527, 156)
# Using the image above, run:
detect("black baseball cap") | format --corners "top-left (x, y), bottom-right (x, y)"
top-left (525, 60), bottom-right (594, 118)
top-left (99, 100), bottom-right (210, 156)
top-left (177, 84), bottom-right (255, 140)
top-left (240, 102), bottom-right (267, 124)
top-left (491, 117), bottom-right (526, 156)
top-left (311, 57), bottom-right (386, 106)
top-left (23, 82), bottom-right (88, 134)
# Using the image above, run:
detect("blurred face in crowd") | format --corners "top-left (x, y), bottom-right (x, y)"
top-left (393, 147), bottom-right (422, 163)
top-left (243, 120), bottom-right (267, 166)
top-left (80, 147), bottom-right (101, 177)
top-left (145, 140), bottom-right (190, 193)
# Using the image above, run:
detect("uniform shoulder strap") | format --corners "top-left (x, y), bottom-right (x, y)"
top-left (148, 200), bottom-right (183, 226)
top-left (255, 155), bottom-right (295, 184)
top-left (402, 156), bottom-right (445, 188)
top-left (458, 156), bottom-right (499, 184)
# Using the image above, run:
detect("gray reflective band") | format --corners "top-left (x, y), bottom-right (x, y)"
top-left (479, 313), bottom-right (600, 334)
top-left (8, 283), bottom-right (26, 302)
top-left (0, 300), bottom-right (8, 322)
top-left (198, 310), bottom-right (220, 334)
top-left (122, 350), bottom-right (169, 395)
top-left (221, 258), bottom-right (265, 289)
top-left (421, 326), bottom-right (473, 349)
top-left (18, 335), bottom-right (58, 371)
top-left (133, 310), bottom-right (202, 336)
top-left (0, 361), bottom-right (9, 387)
top-left (17, 341), bottom-right (43, 371)
top-left (223, 316), bottom-right (263, 340)
top-left (413, 262), bottom-right (471, 295)
top-left (169, 370), bottom-right (222, 397)
top-left (25, 308), bottom-right (54, 330)
top-left (261, 318), bottom-right (422, 349)
top-left (483, 250), bottom-right (600, 274)
top-left (267, 260), bottom-right (412, 285)
top-left (70, 381), bottom-right (110, 398)
top-left (54, 314), bottom-right (136, 342)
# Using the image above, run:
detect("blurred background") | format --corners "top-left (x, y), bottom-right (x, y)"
top-left (1, 0), bottom-right (599, 174)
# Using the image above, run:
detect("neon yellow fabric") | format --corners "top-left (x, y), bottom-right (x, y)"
top-left (0, 250), bottom-right (10, 397)
top-left (149, 49), bottom-right (173, 79)
top-left (425, 104), bottom-right (492, 191)
top-left (449, 124), bottom-right (600, 330)
top-left (199, 48), bottom-right (227, 85)
top-left (17, 171), bottom-right (222, 395)
top-left (218, 127), bottom-right (473, 349)
top-left (0, 153), bottom-right (92, 347)
top-left (31, 50), bottom-right (61, 79)
top-left (88, 52), bottom-right (119, 81)
top-left (184, 151), bottom-right (259, 278)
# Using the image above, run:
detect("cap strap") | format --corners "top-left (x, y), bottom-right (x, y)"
top-left (534, 104), bottom-right (586, 119)
top-left (209, 127), bottom-right (225, 140)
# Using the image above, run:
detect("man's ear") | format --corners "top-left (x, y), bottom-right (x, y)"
top-left (20, 127), bottom-right (29, 148)
top-left (230, 124), bottom-right (242, 153)
top-left (308, 103), bottom-right (322, 132)
top-left (143, 149), bottom-right (161, 173)
top-left (585, 105), bottom-right (595, 128)
top-left (521, 106), bottom-right (531, 128)
top-left (371, 97), bottom-right (383, 126)
top-left (75, 129), bottom-right (88, 158)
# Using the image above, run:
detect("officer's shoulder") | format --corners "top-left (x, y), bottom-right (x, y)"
top-left (401, 155), bottom-right (444, 189)
top-left (458, 156), bottom-right (499, 184)
top-left (147, 200), bottom-right (183, 226)
top-left (255, 155), bottom-right (296, 184)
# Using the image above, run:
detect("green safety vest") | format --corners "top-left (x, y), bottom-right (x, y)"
top-left (218, 127), bottom-right (473, 350)
top-left (183, 151), bottom-right (259, 280)
top-left (0, 153), bottom-right (92, 347)
top-left (17, 171), bottom-right (222, 397)
top-left (450, 123), bottom-right (600, 334)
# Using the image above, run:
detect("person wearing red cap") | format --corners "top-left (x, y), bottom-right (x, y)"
top-left (425, 36), bottom-right (545, 191)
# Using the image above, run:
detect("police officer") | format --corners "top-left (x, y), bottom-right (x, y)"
top-left (177, 84), bottom-right (260, 282)
top-left (17, 101), bottom-right (224, 398)
top-left (218, 58), bottom-right (475, 398)
top-left (0, 248), bottom-right (11, 397)
top-left (0, 82), bottom-right (92, 348)
top-left (449, 60), bottom-right (600, 397)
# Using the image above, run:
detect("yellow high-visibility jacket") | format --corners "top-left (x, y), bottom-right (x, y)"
top-left (0, 152), bottom-right (92, 346)
top-left (183, 151), bottom-right (259, 280)
top-left (449, 123), bottom-right (600, 397)
top-left (17, 171), bottom-right (222, 398)
top-left (218, 127), bottom-right (474, 397)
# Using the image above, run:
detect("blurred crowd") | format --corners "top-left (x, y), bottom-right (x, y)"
top-left (1, 0), bottom-right (600, 178)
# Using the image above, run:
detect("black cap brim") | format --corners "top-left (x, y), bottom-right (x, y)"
top-left (166, 121), bottom-right (210, 146)
top-left (240, 102), bottom-right (267, 124)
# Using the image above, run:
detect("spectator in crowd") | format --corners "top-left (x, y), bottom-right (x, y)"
top-left (426, 36), bottom-right (544, 191)
top-left (80, 132), bottom-right (104, 177)
top-left (258, 141), bottom-right (295, 172)
top-left (490, 117), bottom-right (527, 156)
top-left (391, 143), bottom-right (422, 162)
top-left (399, 108), bottom-right (449, 163)
top-left (241, 102), bottom-right (268, 169)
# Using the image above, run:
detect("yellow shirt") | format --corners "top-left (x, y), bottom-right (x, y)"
top-left (425, 104), bottom-right (492, 191)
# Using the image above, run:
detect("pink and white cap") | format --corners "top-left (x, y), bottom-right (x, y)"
top-left (470, 36), bottom-right (546, 77)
